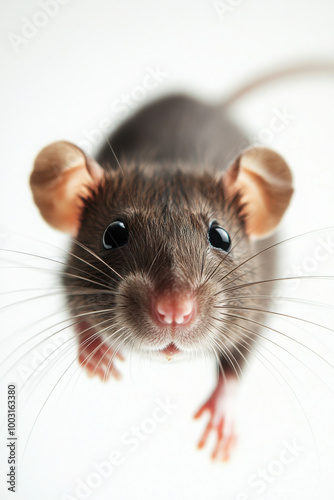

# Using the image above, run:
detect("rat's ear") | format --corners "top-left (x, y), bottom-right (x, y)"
top-left (223, 147), bottom-right (293, 238)
top-left (30, 141), bottom-right (104, 235)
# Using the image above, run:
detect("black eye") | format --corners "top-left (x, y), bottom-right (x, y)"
top-left (103, 221), bottom-right (128, 249)
top-left (208, 223), bottom-right (231, 252)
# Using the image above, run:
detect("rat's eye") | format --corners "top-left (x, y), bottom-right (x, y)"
top-left (103, 221), bottom-right (128, 249)
top-left (208, 222), bottom-right (231, 252)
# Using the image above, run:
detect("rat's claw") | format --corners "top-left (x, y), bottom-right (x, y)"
top-left (194, 375), bottom-right (237, 461)
top-left (195, 404), bottom-right (237, 461)
top-left (194, 404), bottom-right (213, 448)
top-left (78, 332), bottom-right (124, 381)
top-left (211, 420), bottom-right (237, 462)
top-left (197, 423), bottom-right (213, 449)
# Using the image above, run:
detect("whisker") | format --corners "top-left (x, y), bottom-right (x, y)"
top-left (0, 290), bottom-right (116, 352)
top-left (202, 226), bottom-right (246, 285)
top-left (216, 311), bottom-right (334, 370)
top-left (217, 262), bottom-right (263, 290)
top-left (217, 226), bottom-right (334, 285)
top-left (104, 135), bottom-right (140, 214)
top-left (218, 294), bottom-right (334, 311)
top-left (211, 327), bottom-right (254, 379)
top-left (0, 247), bottom-right (113, 288)
top-left (102, 331), bottom-right (131, 382)
top-left (223, 321), bottom-right (321, 471)
top-left (217, 316), bottom-right (334, 394)
top-left (0, 265), bottom-right (116, 291)
top-left (216, 305), bottom-right (334, 336)
top-left (210, 345), bottom-right (227, 384)
top-left (4, 231), bottom-right (119, 285)
top-left (68, 326), bottom-right (127, 392)
top-left (205, 324), bottom-right (242, 381)
top-left (0, 286), bottom-right (115, 315)
top-left (216, 275), bottom-right (334, 297)
top-left (71, 239), bottom-right (123, 280)
top-left (19, 318), bottom-right (113, 393)
top-left (21, 319), bottom-right (126, 460)
top-left (1, 308), bottom-right (117, 381)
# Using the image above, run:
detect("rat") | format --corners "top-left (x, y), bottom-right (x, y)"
top-left (30, 63), bottom-right (332, 460)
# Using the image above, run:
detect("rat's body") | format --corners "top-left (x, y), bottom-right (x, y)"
top-left (30, 82), bottom-right (296, 459)
top-left (96, 94), bottom-right (246, 168)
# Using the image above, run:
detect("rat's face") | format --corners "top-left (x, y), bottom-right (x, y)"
top-left (64, 165), bottom-right (254, 358)
top-left (30, 142), bottom-right (293, 360)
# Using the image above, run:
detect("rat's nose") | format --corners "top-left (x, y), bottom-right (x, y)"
top-left (153, 294), bottom-right (196, 326)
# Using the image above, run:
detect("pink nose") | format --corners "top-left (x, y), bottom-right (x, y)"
top-left (153, 295), bottom-right (196, 326)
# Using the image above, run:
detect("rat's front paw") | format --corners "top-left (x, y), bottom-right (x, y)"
top-left (194, 375), bottom-right (237, 461)
top-left (77, 326), bottom-right (124, 381)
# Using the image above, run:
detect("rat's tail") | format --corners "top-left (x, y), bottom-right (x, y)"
top-left (223, 60), bottom-right (334, 107)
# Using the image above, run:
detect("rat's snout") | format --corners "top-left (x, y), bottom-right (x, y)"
top-left (152, 294), bottom-right (197, 327)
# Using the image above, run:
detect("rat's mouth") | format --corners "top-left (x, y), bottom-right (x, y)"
top-left (160, 343), bottom-right (180, 360)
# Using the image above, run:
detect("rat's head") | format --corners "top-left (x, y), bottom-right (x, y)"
top-left (30, 141), bottom-right (293, 360)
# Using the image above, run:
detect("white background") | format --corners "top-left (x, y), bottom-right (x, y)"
top-left (1, 1), bottom-right (334, 499)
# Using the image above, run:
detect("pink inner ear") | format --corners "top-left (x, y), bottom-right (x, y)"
top-left (31, 141), bottom-right (106, 234)
top-left (236, 169), bottom-right (275, 237)
top-left (223, 148), bottom-right (294, 239)
top-left (86, 157), bottom-right (105, 183)
top-left (61, 164), bottom-right (102, 236)
top-left (33, 162), bottom-right (100, 235)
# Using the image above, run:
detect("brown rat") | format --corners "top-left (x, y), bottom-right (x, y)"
top-left (29, 79), bottom-right (297, 460)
